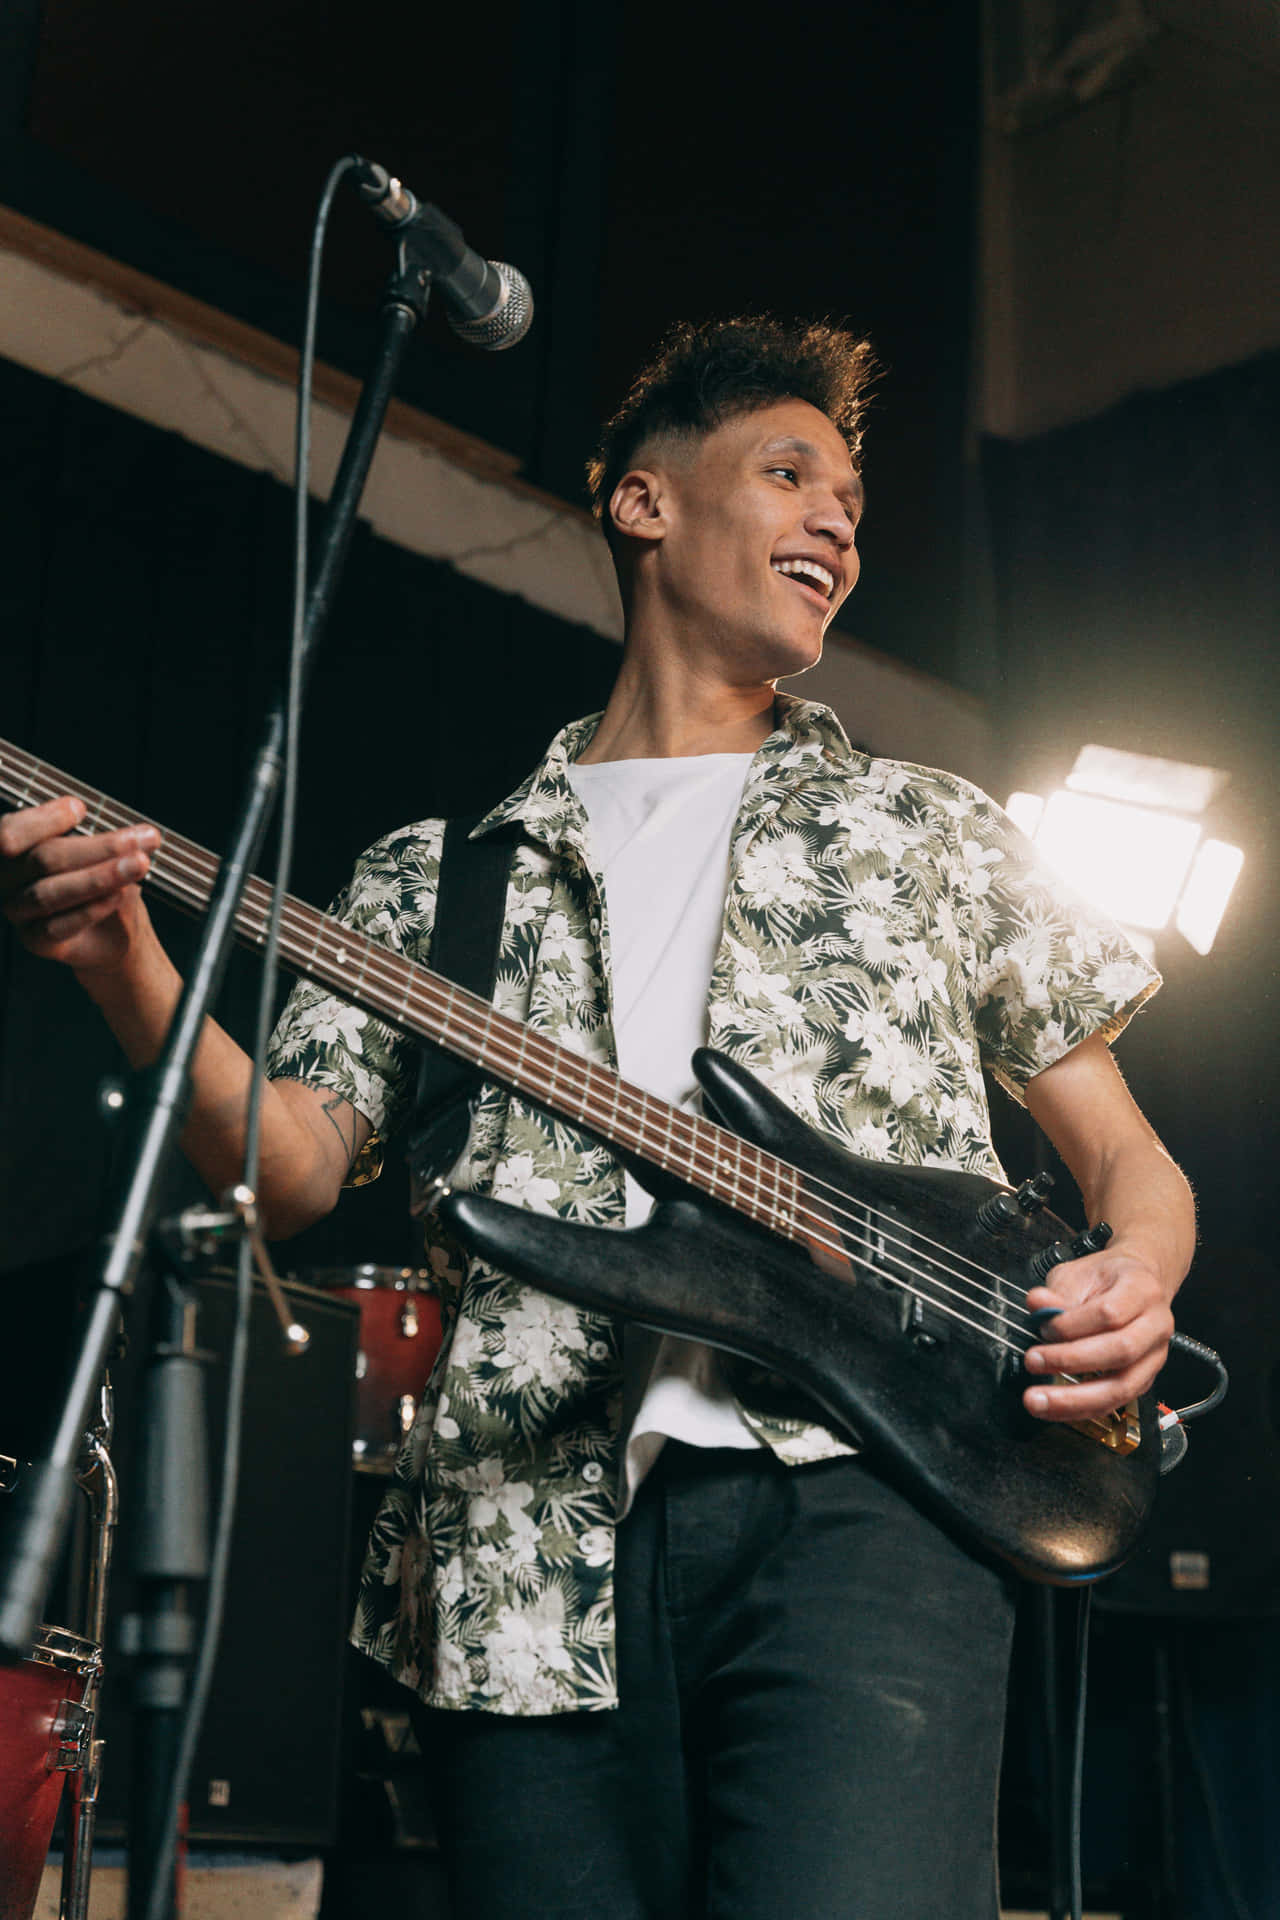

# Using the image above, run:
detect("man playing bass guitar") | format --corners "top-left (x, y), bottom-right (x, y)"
top-left (1, 317), bottom-right (1194, 1918)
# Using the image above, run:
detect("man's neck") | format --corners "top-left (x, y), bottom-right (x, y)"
top-left (576, 648), bottom-right (777, 765)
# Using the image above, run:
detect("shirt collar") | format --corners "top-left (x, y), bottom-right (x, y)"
top-left (472, 695), bottom-right (862, 849)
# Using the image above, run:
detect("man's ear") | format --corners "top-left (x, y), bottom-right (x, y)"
top-left (609, 469), bottom-right (668, 548)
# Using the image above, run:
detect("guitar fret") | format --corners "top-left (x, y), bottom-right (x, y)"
top-left (479, 993), bottom-right (497, 1077)
top-left (634, 1089), bottom-right (654, 1166)
top-left (513, 1022), bottom-right (531, 1102)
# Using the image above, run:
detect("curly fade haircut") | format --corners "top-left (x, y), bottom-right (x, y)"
top-left (585, 316), bottom-right (877, 530)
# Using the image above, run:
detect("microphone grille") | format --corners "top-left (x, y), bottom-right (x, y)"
top-left (448, 263), bottom-right (534, 351)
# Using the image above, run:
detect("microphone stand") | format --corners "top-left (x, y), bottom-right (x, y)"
top-left (0, 242), bottom-right (436, 1909)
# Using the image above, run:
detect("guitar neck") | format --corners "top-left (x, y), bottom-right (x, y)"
top-left (1, 738), bottom-right (801, 1237)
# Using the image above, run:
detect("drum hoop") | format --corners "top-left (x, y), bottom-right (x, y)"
top-left (28, 1623), bottom-right (102, 1678)
top-left (302, 1266), bottom-right (435, 1294)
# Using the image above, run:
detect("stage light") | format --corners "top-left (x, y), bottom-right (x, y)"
top-left (1035, 791), bottom-right (1201, 931)
top-left (1176, 840), bottom-right (1244, 956)
top-left (1007, 748), bottom-right (1243, 956)
top-left (1005, 791), bottom-right (1045, 838)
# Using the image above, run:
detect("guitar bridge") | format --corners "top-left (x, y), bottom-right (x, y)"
top-left (1068, 1399), bottom-right (1142, 1454)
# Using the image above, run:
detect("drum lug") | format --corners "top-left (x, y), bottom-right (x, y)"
top-left (399, 1298), bottom-right (420, 1340)
top-left (420, 1176), bottom-right (453, 1215)
top-left (397, 1394), bottom-right (417, 1437)
top-left (49, 1698), bottom-right (95, 1773)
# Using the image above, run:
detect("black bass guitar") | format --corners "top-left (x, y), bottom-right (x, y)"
top-left (0, 739), bottom-right (1161, 1584)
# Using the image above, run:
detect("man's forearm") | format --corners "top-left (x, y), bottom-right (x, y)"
top-left (1073, 1132), bottom-right (1196, 1303)
top-left (76, 925), bottom-right (341, 1236)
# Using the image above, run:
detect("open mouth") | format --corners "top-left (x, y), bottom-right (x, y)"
top-left (771, 558), bottom-right (835, 611)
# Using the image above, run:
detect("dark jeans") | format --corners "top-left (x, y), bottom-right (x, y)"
top-left (411, 1443), bottom-right (1017, 1919)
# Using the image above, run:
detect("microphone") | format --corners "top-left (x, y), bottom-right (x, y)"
top-left (352, 161), bottom-right (534, 351)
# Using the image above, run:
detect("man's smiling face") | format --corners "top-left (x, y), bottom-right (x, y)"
top-left (635, 397), bottom-right (863, 684)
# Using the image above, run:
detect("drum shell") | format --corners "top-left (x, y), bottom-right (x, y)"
top-left (306, 1268), bottom-right (444, 1471)
top-left (0, 1625), bottom-right (99, 1920)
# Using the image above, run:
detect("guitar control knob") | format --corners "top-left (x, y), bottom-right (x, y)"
top-left (978, 1170), bottom-right (1056, 1234)
top-left (976, 1190), bottom-right (1020, 1232)
top-left (1016, 1172), bottom-right (1055, 1214)
top-left (1070, 1221), bottom-right (1113, 1259)
top-left (1029, 1239), bottom-right (1073, 1283)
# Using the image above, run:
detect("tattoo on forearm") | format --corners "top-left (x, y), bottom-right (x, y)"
top-left (321, 1095), bottom-right (358, 1168)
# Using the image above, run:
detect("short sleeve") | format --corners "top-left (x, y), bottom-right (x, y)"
top-left (956, 788), bottom-right (1161, 1102)
top-left (265, 820), bottom-right (444, 1178)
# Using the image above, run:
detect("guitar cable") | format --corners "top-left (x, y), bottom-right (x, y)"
top-left (1057, 1327), bottom-right (1228, 1920)
top-left (138, 154), bottom-right (358, 1920)
top-left (1163, 1329), bottom-right (1230, 1420)
top-left (1155, 1330), bottom-right (1229, 1475)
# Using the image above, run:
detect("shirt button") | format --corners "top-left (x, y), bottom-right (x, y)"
top-left (589, 916), bottom-right (600, 935)
top-left (588, 1340), bottom-right (610, 1361)
top-left (582, 1460), bottom-right (604, 1484)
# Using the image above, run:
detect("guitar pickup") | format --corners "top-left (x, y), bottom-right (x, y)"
top-left (904, 1293), bottom-right (950, 1351)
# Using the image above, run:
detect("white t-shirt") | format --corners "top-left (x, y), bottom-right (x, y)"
top-left (566, 753), bottom-right (765, 1516)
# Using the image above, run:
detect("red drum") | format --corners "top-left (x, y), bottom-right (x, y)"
top-left (304, 1267), bottom-right (444, 1472)
top-left (0, 1624), bottom-right (100, 1920)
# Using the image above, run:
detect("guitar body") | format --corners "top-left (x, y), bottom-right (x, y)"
top-left (440, 1048), bottom-right (1162, 1585)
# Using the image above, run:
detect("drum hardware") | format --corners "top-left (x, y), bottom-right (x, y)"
top-left (48, 1699), bottom-right (95, 1772)
top-left (417, 1175), bottom-right (454, 1216)
top-left (57, 1385), bottom-right (118, 1920)
top-left (171, 1188), bottom-right (310, 1356)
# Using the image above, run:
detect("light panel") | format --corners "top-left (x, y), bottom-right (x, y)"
top-left (1005, 790), bottom-right (1046, 837)
top-left (1033, 791), bottom-right (1202, 931)
top-left (1007, 743), bottom-right (1243, 956)
top-left (1066, 744), bottom-right (1227, 815)
top-left (1175, 840), bottom-right (1245, 956)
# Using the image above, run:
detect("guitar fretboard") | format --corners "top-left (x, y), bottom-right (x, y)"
top-left (1, 739), bottom-right (804, 1241)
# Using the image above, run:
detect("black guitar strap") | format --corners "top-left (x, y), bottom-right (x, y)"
top-left (403, 811), bottom-right (515, 1188)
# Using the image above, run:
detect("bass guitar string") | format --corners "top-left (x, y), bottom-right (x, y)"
top-left (797, 1212), bottom-right (1029, 1355)
top-left (8, 752), bottom-right (1047, 1344)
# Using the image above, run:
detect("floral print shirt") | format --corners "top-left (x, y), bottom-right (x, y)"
top-left (265, 695), bottom-right (1159, 1714)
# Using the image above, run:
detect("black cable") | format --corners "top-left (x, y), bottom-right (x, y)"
top-left (140, 153), bottom-right (359, 1920)
top-left (1166, 1329), bottom-right (1230, 1423)
top-left (1066, 1586), bottom-right (1091, 1920)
